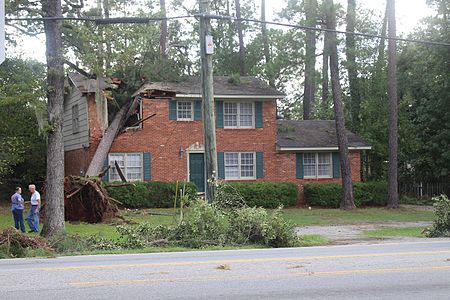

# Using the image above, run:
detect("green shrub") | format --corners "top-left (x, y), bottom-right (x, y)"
top-left (304, 181), bottom-right (388, 208)
top-left (225, 182), bottom-right (298, 208)
top-left (425, 194), bottom-right (450, 237)
top-left (116, 201), bottom-right (299, 249)
top-left (106, 181), bottom-right (198, 208)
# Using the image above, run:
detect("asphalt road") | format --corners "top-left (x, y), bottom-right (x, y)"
top-left (1, 241), bottom-right (450, 300)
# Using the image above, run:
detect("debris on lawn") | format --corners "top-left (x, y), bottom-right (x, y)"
top-left (64, 176), bottom-right (118, 223)
top-left (0, 228), bottom-right (53, 252)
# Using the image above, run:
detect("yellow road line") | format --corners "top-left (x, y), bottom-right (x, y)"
top-left (43, 250), bottom-right (450, 271)
top-left (68, 265), bottom-right (450, 287)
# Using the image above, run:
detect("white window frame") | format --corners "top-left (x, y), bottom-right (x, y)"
top-left (223, 101), bottom-right (255, 129)
top-left (303, 152), bottom-right (332, 179)
top-left (224, 152), bottom-right (256, 180)
top-left (108, 153), bottom-right (143, 182)
top-left (125, 99), bottom-right (143, 129)
top-left (177, 101), bottom-right (194, 121)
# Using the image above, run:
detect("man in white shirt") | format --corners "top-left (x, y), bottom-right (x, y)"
top-left (27, 184), bottom-right (41, 233)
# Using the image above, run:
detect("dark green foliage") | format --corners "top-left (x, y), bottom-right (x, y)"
top-left (304, 182), bottom-right (388, 208)
top-left (425, 195), bottom-right (450, 237)
top-left (106, 181), bottom-right (197, 208)
top-left (399, 196), bottom-right (434, 206)
top-left (225, 182), bottom-right (298, 208)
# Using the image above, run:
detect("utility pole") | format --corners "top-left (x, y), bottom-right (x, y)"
top-left (199, 0), bottom-right (217, 202)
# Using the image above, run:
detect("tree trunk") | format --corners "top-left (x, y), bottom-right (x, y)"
top-left (96, 0), bottom-right (104, 74)
top-left (303, 0), bottom-right (317, 120)
top-left (326, 0), bottom-right (355, 209)
top-left (160, 0), bottom-right (168, 58)
top-left (261, 0), bottom-right (274, 87)
top-left (104, 0), bottom-right (112, 70)
top-left (41, 0), bottom-right (65, 237)
top-left (85, 97), bottom-right (140, 177)
top-left (321, 20), bottom-right (330, 113)
top-left (387, 0), bottom-right (399, 208)
top-left (346, 0), bottom-right (360, 131)
top-left (235, 0), bottom-right (246, 76)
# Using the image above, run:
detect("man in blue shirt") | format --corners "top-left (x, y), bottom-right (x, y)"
top-left (11, 187), bottom-right (25, 233)
top-left (27, 184), bottom-right (41, 233)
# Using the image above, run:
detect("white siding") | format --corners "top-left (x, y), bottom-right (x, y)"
top-left (63, 88), bottom-right (89, 151)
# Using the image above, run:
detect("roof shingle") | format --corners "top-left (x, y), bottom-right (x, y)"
top-left (277, 120), bottom-right (371, 149)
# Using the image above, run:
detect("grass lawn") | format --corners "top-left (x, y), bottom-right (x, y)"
top-left (363, 227), bottom-right (427, 238)
top-left (282, 207), bottom-right (434, 226)
top-left (1, 205), bottom-right (435, 240)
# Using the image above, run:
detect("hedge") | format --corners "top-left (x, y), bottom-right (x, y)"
top-left (106, 181), bottom-right (198, 208)
top-left (304, 181), bottom-right (388, 208)
top-left (226, 182), bottom-right (298, 208)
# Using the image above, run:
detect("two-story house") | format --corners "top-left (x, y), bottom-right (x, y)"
top-left (64, 74), bottom-right (371, 202)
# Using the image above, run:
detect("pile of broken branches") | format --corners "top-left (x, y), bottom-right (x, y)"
top-left (0, 228), bottom-right (53, 253)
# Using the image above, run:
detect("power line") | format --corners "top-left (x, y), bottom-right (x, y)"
top-left (5, 14), bottom-right (450, 47)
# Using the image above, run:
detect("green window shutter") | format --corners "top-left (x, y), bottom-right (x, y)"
top-left (256, 152), bottom-right (264, 178)
top-left (169, 100), bottom-right (177, 120)
top-left (103, 157), bottom-right (109, 182)
top-left (194, 100), bottom-right (202, 120)
top-left (216, 101), bottom-right (224, 128)
top-left (143, 152), bottom-right (151, 181)
top-left (255, 101), bottom-right (263, 128)
top-left (217, 152), bottom-right (225, 179)
top-left (296, 153), bottom-right (304, 179)
top-left (332, 152), bottom-right (341, 178)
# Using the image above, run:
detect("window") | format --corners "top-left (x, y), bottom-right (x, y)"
top-left (72, 104), bottom-right (79, 133)
top-left (225, 152), bottom-right (255, 179)
top-left (109, 153), bottom-right (142, 182)
top-left (303, 153), bottom-right (332, 178)
top-left (177, 101), bottom-right (193, 120)
top-left (224, 102), bottom-right (254, 128)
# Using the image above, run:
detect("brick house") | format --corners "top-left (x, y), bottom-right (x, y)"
top-left (64, 75), bottom-right (371, 202)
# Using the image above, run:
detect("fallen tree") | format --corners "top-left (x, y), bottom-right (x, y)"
top-left (85, 96), bottom-right (141, 177)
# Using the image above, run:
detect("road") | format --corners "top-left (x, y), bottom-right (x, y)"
top-left (1, 241), bottom-right (450, 299)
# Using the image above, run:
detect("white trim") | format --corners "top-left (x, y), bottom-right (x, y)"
top-left (176, 100), bottom-right (194, 121)
top-left (108, 152), bottom-right (143, 182)
top-left (176, 94), bottom-right (284, 99)
top-left (277, 146), bottom-right (372, 151)
top-left (224, 152), bottom-right (256, 180)
top-left (224, 101), bottom-right (255, 129)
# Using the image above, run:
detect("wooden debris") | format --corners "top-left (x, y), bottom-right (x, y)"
top-left (64, 176), bottom-right (118, 223)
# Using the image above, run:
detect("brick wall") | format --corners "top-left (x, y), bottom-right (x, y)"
top-left (107, 97), bottom-right (363, 205)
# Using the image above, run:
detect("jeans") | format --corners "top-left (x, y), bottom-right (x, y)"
top-left (12, 209), bottom-right (25, 233)
top-left (27, 205), bottom-right (39, 233)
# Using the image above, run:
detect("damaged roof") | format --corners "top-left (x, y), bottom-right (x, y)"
top-left (277, 120), bottom-right (371, 150)
top-left (68, 73), bottom-right (115, 93)
top-left (132, 76), bottom-right (285, 98)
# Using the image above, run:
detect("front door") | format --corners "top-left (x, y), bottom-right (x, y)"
top-left (189, 153), bottom-right (205, 192)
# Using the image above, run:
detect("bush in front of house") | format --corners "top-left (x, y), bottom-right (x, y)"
top-left (424, 194), bottom-right (450, 237)
top-left (304, 181), bottom-right (388, 208)
top-left (106, 181), bottom-right (198, 208)
top-left (223, 182), bottom-right (298, 208)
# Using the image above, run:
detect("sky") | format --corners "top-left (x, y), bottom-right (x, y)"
top-left (8, 0), bottom-right (434, 62)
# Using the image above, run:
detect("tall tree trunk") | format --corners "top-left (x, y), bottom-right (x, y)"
top-left (235, 0), bottom-right (246, 75)
top-left (41, 0), bottom-right (65, 237)
top-left (261, 0), bottom-right (274, 87)
top-left (96, 0), bottom-right (104, 75)
top-left (303, 0), bottom-right (317, 120)
top-left (326, 0), bottom-right (355, 209)
top-left (387, 0), bottom-right (399, 208)
top-left (160, 0), bottom-right (168, 58)
top-left (321, 20), bottom-right (330, 113)
top-left (104, 0), bottom-right (112, 70)
top-left (346, 0), bottom-right (360, 131)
